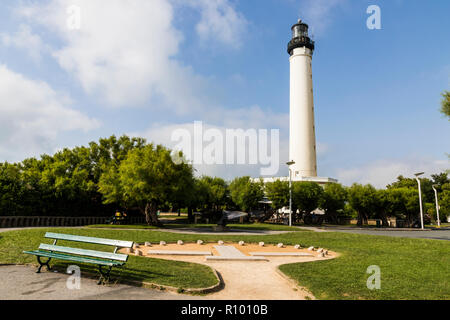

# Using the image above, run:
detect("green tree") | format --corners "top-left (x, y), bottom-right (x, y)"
top-left (99, 144), bottom-right (193, 226)
top-left (265, 180), bottom-right (289, 210)
top-left (319, 183), bottom-right (347, 224)
top-left (166, 152), bottom-right (196, 218)
top-left (440, 90), bottom-right (450, 119)
top-left (194, 176), bottom-right (229, 214)
top-left (387, 175), bottom-right (434, 203)
top-left (431, 172), bottom-right (449, 188)
top-left (373, 189), bottom-right (391, 226)
top-left (437, 183), bottom-right (450, 222)
top-left (229, 177), bottom-right (264, 212)
top-left (292, 182), bottom-right (323, 222)
top-left (347, 184), bottom-right (377, 226)
top-left (0, 162), bottom-right (24, 216)
top-left (385, 187), bottom-right (420, 225)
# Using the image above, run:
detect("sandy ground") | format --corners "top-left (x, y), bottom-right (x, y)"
top-left (124, 242), bottom-right (336, 300)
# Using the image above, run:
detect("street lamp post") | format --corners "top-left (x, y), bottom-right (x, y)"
top-left (432, 184), bottom-right (441, 228)
top-left (286, 161), bottom-right (295, 227)
top-left (414, 172), bottom-right (425, 230)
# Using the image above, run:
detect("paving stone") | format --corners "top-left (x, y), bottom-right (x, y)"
top-left (147, 250), bottom-right (212, 256)
top-left (206, 256), bottom-right (268, 261)
top-left (249, 252), bottom-right (314, 257)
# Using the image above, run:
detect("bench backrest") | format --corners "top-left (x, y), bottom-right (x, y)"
top-left (45, 233), bottom-right (134, 248)
top-left (41, 232), bottom-right (134, 262)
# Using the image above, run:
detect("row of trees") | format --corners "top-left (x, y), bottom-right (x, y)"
top-left (0, 135), bottom-right (234, 226)
top-left (234, 174), bottom-right (450, 226)
top-left (1, 135), bottom-right (449, 226)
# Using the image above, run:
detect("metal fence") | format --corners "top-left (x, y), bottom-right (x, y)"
top-left (0, 216), bottom-right (146, 228)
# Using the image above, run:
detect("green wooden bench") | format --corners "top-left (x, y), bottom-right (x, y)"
top-left (23, 232), bottom-right (134, 284)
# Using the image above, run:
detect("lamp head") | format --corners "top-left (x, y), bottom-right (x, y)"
top-left (414, 172), bottom-right (425, 177)
top-left (286, 160), bottom-right (295, 166)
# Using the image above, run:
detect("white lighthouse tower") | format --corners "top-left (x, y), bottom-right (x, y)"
top-left (258, 18), bottom-right (336, 186)
top-left (288, 19), bottom-right (317, 178)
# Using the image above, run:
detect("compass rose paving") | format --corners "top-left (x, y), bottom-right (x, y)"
top-left (125, 242), bottom-right (336, 300)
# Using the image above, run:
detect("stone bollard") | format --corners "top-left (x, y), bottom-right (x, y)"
top-left (126, 248), bottom-right (134, 254)
top-left (160, 241), bottom-right (167, 246)
top-left (145, 242), bottom-right (152, 247)
top-left (177, 240), bottom-right (184, 245)
top-left (317, 248), bottom-right (324, 253)
top-left (294, 244), bottom-right (301, 249)
top-left (238, 241), bottom-right (245, 246)
top-left (259, 242), bottom-right (265, 247)
top-left (324, 250), bottom-right (329, 255)
top-left (277, 243), bottom-right (284, 248)
top-left (308, 246), bottom-right (315, 251)
top-left (197, 240), bottom-right (204, 245)
top-left (135, 250), bottom-right (143, 256)
top-left (218, 240), bottom-right (224, 246)
top-left (318, 252), bottom-right (325, 257)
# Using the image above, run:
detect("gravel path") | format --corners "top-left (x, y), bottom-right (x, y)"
top-left (0, 265), bottom-right (203, 300)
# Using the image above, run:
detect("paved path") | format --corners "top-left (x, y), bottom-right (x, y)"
top-left (152, 228), bottom-right (295, 235)
top-left (0, 265), bottom-right (203, 300)
top-left (206, 245), bottom-right (268, 261)
top-left (310, 226), bottom-right (450, 241)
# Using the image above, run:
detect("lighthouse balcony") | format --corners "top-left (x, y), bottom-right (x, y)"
top-left (288, 36), bottom-right (315, 55)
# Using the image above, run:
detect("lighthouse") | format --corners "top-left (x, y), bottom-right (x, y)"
top-left (257, 18), bottom-right (336, 185)
top-left (288, 19), bottom-right (317, 178)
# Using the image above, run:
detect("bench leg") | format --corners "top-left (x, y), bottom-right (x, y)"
top-left (36, 256), bottom-right (52, 273)
top-left (98, 265), bottom-right (113, 285)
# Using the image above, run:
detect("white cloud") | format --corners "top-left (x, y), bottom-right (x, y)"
top-left (336, 158), bottom-right (450, 188)
top-left (15, 0), bottom-right (247, 112)
top-left (1, 24), bottom-right (45, 61)
top-left (0, 65), bottom-right (99, 162)
top-left (298, 0), bottom-right (347, 37)
top-left (187, 0), bottom-right (248, 48)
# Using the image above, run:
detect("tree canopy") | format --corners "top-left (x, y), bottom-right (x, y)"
top-left (440, 90), bottom-right (450, 119)
top-left (229, 176), bottom-right (264, 212)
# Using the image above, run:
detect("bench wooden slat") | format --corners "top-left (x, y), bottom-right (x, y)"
top-left (23, 250), bottom-right (124, 267)
top-left (39, 244), bottom-right (129, 262)
top-left (44, 232), bottom-right (134, 248)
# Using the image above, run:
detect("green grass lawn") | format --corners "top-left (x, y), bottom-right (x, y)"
top-left (0, 227), bottom-right (448, 299)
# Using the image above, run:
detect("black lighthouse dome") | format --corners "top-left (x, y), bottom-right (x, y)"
top-left (287, 19), bottom-right (315, 55)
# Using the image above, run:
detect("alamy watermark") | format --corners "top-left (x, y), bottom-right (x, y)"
top-left (366, 265), bottom-right (381, 290)
top-left (67, 5), bottom-right (81, 30)
top-left (171, 121), bottom-right (280, 176)
top-left (66, 265), bottom-right (81, 290)
top-left (367, 5), bottom-right (381, 30)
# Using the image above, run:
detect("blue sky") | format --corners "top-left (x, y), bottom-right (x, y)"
top-left (0, 0), bottom-right (448, 187)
